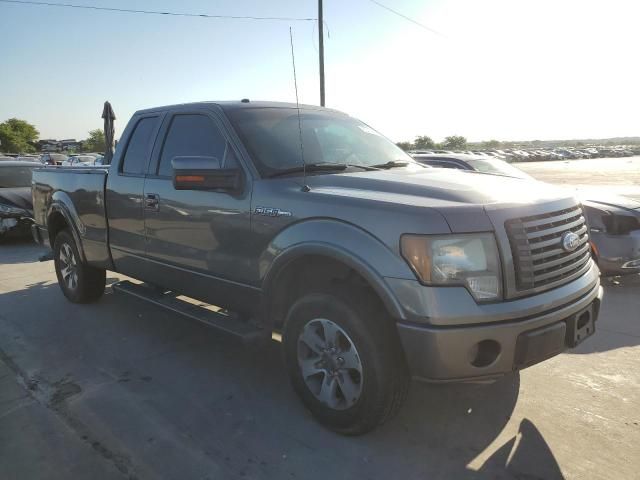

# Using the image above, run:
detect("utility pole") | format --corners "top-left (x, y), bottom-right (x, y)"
top-left (318, 0), bottom-right (325, 106)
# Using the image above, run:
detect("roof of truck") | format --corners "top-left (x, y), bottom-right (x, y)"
top-left (135, 100), bottom-right (346, 116)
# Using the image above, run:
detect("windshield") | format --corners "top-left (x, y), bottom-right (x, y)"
top-left (0, 165), bottom-right (37, 188)
top-left (466, 158), bottom-right (533, 180)
top-left (227, 107), bottom-right (416, 176)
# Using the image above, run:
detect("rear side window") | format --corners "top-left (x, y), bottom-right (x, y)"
top-left (158, 114), bottom-right (227, 177)
top-left (121, 117), bottom-right (159, 175)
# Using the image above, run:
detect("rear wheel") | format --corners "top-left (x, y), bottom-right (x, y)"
top-left (283, 288), bottom-right (409, 435)
top-left (53, 229), bottom-right (105, 303)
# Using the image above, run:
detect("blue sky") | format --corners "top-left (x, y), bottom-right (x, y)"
top-left (1, 0), bottom-right (639, 143)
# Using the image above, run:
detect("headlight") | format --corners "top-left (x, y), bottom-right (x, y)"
top-left (400, 233), bottom-right (502, 301)
top-left (0, 204), bottom-right (27, 216)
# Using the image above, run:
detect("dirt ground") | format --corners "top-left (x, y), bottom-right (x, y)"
top-left (518, 156), bottom-right (640, 201)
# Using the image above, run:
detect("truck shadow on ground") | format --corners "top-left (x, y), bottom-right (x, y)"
top-left (0, 275), bottom-right (565, 480)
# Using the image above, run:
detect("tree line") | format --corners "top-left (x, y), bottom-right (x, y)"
top-left (0, 118), bottom-right (106, 154)
top-left (396, 135), bottom-right (503, 152)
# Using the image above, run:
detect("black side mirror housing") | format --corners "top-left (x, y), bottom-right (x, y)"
top-left (172, 156), bottom-right (242, 191)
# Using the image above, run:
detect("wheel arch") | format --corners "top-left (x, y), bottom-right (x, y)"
top-left (47, 199), bottom-right (87, 263)
top-left (262, 243), bottom-right (408, 331)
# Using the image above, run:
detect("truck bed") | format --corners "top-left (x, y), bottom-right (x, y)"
top-left (32, 166), bottom-right (112, 268)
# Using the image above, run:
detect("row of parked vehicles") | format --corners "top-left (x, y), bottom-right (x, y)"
top-left (411, 146), bottom-right (638, 162)
top-left (0, 152), bottom-right (105, 166)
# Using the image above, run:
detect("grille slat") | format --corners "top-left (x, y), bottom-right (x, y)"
top-left (531, 236), bottom-right (589, 262)
top-left (532, 243), bottom-right (590, 271)
top-left (528, 225), bottom-right (588, 251)
top-left (506, 205), bottom-right (591, 291)
top-left (533, 252), bottom-right (591, 281)
top-left (520, 208), bottom-right (584, 229)
top-left (526, 216), bottom-right (585, 240)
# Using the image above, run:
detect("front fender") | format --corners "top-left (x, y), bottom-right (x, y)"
top-left (260, 219), bottom-right (416, 321)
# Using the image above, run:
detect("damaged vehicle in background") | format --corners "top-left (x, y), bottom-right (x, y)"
top-left (0, 161), bottom-right (39, 241)
top-left (412, 153), bottom-right (640, 276)
top-left (580, 194), bottom-right (640, 276)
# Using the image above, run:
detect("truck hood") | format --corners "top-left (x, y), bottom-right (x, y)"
top-left (307, 167), bottom-right (572, 209)
top-left (0, 187), bottom-right (33, 213)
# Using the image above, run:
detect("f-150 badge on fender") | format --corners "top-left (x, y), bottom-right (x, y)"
top-left (254, 206), bottom-right (292, 218)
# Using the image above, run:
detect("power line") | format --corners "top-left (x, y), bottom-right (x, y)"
top-left (0, 0), bottom-right (317, 22)
top-left (366, 0), bottom-right (443, 36)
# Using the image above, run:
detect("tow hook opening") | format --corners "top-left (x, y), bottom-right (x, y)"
top-left (470, 340), bottom-right (501, 368)
top-left (576, 311), bottom-right (591, 337)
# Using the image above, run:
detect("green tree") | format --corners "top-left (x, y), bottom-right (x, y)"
top-left (396, 141), bottom-right (413, 151)
top-left (413, 135), bottom-right (435, 150)
top-left (83, 129), bottom-right (106, 152)
top-left (442, 135), bottom-right (467, 150)
top-left (0, 118), bottom-right (39, 153)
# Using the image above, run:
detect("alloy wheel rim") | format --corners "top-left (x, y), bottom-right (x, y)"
top-left (59, 243), bottom-right (78, 290)
top-left (297, 318), bottom-right (363, 410)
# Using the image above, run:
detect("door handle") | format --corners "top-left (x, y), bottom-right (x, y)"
top-left (145, 193), bottom-right (160, 211)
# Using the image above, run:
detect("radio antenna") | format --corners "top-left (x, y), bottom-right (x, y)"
top-left (289, 26), bottom-right (310, 192)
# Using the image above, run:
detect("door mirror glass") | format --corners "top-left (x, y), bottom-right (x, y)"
top-left (172, 156), bottom-right (241, 191)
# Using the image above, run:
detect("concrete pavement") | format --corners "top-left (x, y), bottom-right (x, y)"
top-left (0, 239), bottom-right (638, 479)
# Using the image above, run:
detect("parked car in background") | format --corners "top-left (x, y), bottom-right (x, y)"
top-left (62, 155), bottom-right (97, 166)
top-left (0, 161), bottom-right (40, 240)
top-left (412, 153), bottom-right (640, 276)
top-left (412, 153), bottom-right (533, 180)
top-left (41, 153), bottom-right (68, 165)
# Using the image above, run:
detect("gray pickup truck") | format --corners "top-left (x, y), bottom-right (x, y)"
top-left (32, 101), bottom-right (603, 434)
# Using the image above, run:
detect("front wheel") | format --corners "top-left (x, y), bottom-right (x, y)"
top-left (283, 289), bottom-right (409, 435)
top-left (53, 229), bottom-right (105, 303)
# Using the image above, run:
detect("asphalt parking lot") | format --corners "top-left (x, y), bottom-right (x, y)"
top-left (1, 160), bottom-right (639, 480)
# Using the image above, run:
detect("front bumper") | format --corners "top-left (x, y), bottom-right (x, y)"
top-left (393, 269), bottom-right (603, 382)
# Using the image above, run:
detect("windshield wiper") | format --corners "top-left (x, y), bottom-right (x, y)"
top-left (268, 162), bottom-right (376, 178)
top-left (371, 160), bottom-right (410, 169)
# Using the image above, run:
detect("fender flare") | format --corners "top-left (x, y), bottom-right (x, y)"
top-left (260, 219), bottom-right (415, 323)
top-left (47, 196), bottom-right (87, 263)
top-left (262, 242), bottom-right (407, 322)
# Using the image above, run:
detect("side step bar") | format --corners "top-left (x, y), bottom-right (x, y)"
top-left (112, 281), bottom-right (266, 344)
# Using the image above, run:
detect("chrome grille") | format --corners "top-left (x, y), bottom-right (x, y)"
top-left (506, 205), bottom-right (591, 291)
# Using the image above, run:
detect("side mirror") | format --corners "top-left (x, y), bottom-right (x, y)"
top-left (172, 156), bottom-right (242, 191)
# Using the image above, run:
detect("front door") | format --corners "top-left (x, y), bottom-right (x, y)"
top-left (106, 114), bottom-right (162, 276)
top-left (143, 111), bottom-right (255, 311)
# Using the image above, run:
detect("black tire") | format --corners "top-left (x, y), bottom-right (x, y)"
top-left (283, 287), bottom-right (409, 435)
top-left (53, 229), bottom-right (105, 303)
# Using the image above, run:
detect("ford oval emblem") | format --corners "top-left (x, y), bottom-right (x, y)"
top-left (561, 231), bottom-right (580, 252)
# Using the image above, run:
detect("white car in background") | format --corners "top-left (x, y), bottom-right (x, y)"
top-left (61, 155), bottom-right (98, 166)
